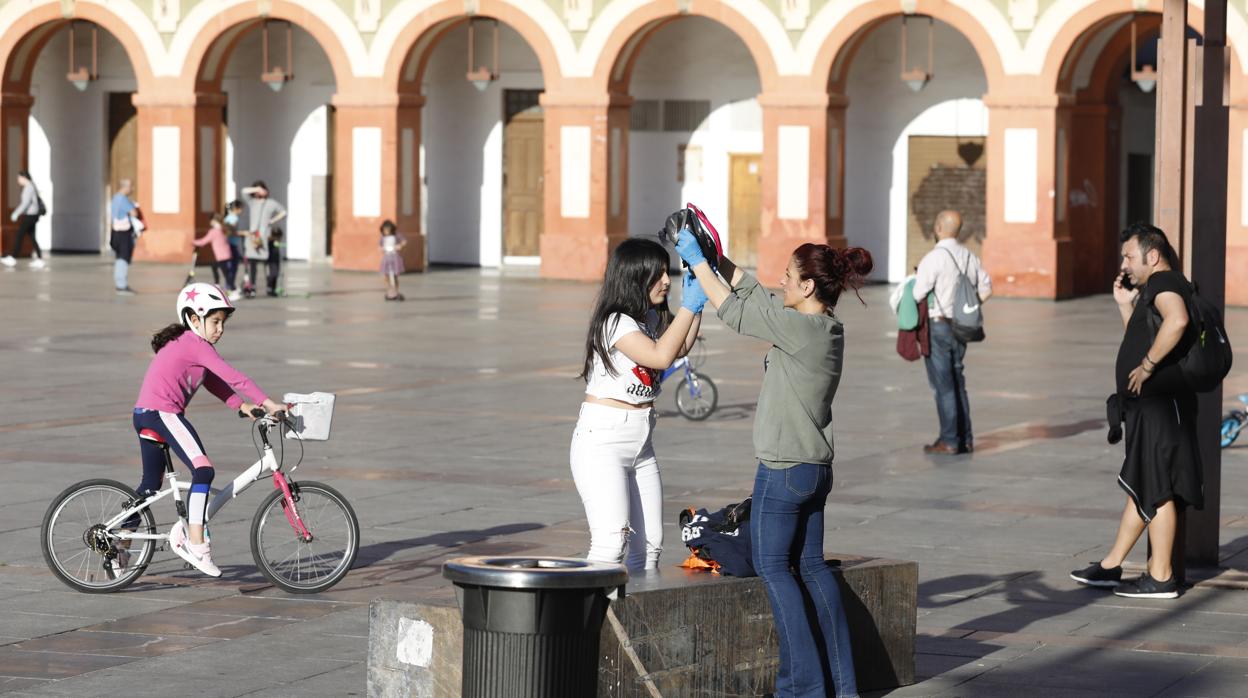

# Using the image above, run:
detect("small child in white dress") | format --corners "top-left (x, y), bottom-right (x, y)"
top-left (379, 219), bottom-right (407, 301)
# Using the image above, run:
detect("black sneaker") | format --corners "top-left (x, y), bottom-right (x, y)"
top-left (1070, 562), bottom-right (1122, 588)
top-left (1113, 572), bottom-right (1179, 599)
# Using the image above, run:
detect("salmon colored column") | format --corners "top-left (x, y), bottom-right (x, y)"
top-left (330, 96), bottom-right (425, 273)
top-left (0, 92), bottom-right (32, 255)
top-left (133, 95), bottom-right (211, 263)
top-left (1227, 71), bottom-right (1248, 306)
top-left (538, 92), bottom-right (628, 281)
top-left (981, 93), bottom-right (1073, 299)
top-left (757, 94), bottom-right (832, 285)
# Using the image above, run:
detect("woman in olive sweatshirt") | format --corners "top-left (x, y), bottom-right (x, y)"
top-left (676, 230), bottom-right (872, 698)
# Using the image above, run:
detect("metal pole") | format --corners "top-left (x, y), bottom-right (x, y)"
top-left (1186, 0), bottom-right (1228, 569)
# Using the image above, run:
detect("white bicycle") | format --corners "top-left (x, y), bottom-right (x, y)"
top-left (41, 409), bottom-right (359, 594)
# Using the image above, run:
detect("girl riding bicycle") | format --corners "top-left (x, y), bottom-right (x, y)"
top-left (571, 238), bottom-right (706, 572)
top-left (128, 283), bottom-right (285, 577)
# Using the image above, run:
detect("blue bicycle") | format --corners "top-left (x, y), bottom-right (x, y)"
top-left (662, 336), bottom-right (718, 421)
top-left (1222, 393), bottom-right (1248, 448)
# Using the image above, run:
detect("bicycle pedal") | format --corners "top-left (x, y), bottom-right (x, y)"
top-left (183, 562), bottom-right (194, 571)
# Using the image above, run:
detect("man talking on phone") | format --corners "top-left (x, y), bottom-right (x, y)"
top-left (1069, 222), bottom-right (1201, 600)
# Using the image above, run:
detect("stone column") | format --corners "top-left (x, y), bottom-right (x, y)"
top-left (980, 93), bottom-right (1072, 299)
top-left (0, 92), bottom-right (33, 255)
top-left (826, 96), bottom-right (849, 251)
top-left (757, 93), bottom-right (832, 285)
top-left (1226, 69), bottom-right (1248, 306)
top-left (133, 96), bottom-right (203, 262)
top-left (330, 95), bottom-right (425, 273)
top-left (537, 92), bottom-right (628, 281)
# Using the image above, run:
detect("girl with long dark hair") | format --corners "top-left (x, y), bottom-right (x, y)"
top-left (676, 231), bottom-right (872, 698)
top-left (571, 238), bottom-right (706, 571)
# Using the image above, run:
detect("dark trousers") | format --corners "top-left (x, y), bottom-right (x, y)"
top-left (924, 320), bottom-right (973, 449)
top-left (246, 256), bottom-right (281, 294)
top-left (752, 462), bottom-right (858, 698)
top-left (7, 214), bottom-right (41, 258)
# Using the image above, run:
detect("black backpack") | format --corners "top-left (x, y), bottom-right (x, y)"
top-left (1148, 281), bottom-right (1233, 393)
top-left (36, 195), bottom-right (47, 218)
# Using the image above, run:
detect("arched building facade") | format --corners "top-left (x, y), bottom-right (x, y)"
top-left (1, 0), bottom-right (1245, 302)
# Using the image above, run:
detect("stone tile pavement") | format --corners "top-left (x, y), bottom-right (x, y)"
top-left (1, 256), bottom-right (1247, 696)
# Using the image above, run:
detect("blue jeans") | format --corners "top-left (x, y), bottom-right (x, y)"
top-left (924, 320), bottom-right (972, 449)
top-left (752, 462), bottom-right (858, 698)
top-left (113, 259), bottom-right (129, 290)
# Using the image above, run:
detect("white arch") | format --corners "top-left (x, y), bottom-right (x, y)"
top-left (578, 0), bottom-right (795, 78)
top-left (370, 0), bottom-right (578, 78)
top-left (1024, 0), bottom-right (1248, 75)
top-left (166, 0), bottom-right (370, 79)
top-left (0, 0), bottom-right (164, 77)
top-left (795, 0), bottom-right (1022, 75)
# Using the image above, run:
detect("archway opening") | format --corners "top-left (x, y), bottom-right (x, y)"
top-left (16, 21), bottom-right (138, 254)
top-left (832, 16), bottom-right (988, 282)
top-left (200, 22), bottom-right (337, 263)
top-left (410, 19), bottom-right (546, 267)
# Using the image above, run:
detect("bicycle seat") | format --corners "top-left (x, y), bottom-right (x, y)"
top-left (138, 429), bottom-right (168, 445)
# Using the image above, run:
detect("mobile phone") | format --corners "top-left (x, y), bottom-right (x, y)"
top-left (1119, 272), bottom-right (1134, 291)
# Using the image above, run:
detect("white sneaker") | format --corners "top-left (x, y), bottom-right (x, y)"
top-left (29, 258), bottom-right (45, 269)
top-left (0, 256), bottom-right (14, 267)
top-left (227, 289), bottom-right (242, 301)
top-left (173, 539), bottom-right (221, 577)
top-left (168, 519), bottom-right (187, 550)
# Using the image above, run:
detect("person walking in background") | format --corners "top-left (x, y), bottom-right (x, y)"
top-left (3, 170), bottom-right (46, 269)
top-left (677, 229), bottom-right (868, 698)
top-left (223, 200), bottom-right (245, 301)
top-left (1069, 223), bottom-right (1203, 600)
top-left (240, 182), bottom-right (286, 298)
top-left (109, 179), bottom-right (140, 295)
top-left (912, 210), bottom-right (992, 454)
top-left (193, 214), bottom-right (234, 291)
top-left (379, 219), bottom-right (407, 301)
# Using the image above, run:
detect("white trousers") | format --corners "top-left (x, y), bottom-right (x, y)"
top-left (569, 402), bottom-right (663, 571)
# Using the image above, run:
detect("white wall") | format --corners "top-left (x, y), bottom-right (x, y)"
top-left (28, 27), bottom-right (136, 252)
top-left (628, 18), bottom-right (762, 252)
top-left (221, 25), bottom-right (334, 261)
top-left (422, 22), bottom-right (544, 267)
top-left (845, 19), bottom-right (987, 281)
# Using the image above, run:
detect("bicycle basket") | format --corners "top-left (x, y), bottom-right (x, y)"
top-left (283, 392), bottom-right (335, 441)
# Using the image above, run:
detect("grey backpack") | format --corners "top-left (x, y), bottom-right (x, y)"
top-left (939, 248), bottom-right (985, 343)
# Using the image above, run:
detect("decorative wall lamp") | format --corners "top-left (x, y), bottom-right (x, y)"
top-left (66, 21), bottom-right (98, 92)
top-left (466, 18), bottom-right (500, 92)
top-left (261, 20), bottom-right (294, 92)
top-left (1130, 18), bottom-right (1157, 93)
top-left (900, 15), bottom-right (934, 92)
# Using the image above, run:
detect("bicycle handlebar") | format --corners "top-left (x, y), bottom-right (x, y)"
top-left (237, 408), bottom-right (288, 424)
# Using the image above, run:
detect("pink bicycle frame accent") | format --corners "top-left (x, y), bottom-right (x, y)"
top-left (272, 471), bottom-right (312, 541)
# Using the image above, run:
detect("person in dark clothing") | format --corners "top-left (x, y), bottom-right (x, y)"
top-left (1070, 222), bottom-right (1202, 600)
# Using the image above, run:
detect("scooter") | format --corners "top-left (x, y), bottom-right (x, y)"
top-left (1222, 394), bottom-right (1248, 448)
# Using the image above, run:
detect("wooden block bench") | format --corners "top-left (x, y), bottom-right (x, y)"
top-left (368, 554), bottom-right (916, 697)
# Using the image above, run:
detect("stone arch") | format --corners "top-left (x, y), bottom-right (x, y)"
top-left (809, 0), bottom-right (1007, 95)
top-left (590, 0), bottom-right (780, 94)
top-left (381, 1), bottom-right (561, 96)
top-left (177, 1), bottom-right (354, 93)
top-left (0, 2), bottom-right (155, 93)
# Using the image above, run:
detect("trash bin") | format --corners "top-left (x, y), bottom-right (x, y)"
top-left (442, 556), bottom-right (628, 698)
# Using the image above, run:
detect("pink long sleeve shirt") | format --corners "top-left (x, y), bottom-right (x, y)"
top-left (192, 226), bottom-right (232, 261)
top-left (135, 331), bottom-right (268, 413)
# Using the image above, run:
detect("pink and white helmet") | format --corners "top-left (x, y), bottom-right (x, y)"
top-left (176, 283), bottom-right (234, 336)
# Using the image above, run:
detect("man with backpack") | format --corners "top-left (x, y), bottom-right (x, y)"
top-left (1070, 222), bottom-right (1229, 600)
top-left (912, 210), bottom-right (992, 454)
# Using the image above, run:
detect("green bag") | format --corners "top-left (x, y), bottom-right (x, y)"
top-left (897, 277), bottom-right (919, 331)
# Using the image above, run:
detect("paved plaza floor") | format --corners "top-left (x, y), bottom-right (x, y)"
top-left (1, 255), bottom-right (1247, 697)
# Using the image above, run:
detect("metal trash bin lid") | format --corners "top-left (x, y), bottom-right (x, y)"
top-left (442, 556), bottom-right (627, 590)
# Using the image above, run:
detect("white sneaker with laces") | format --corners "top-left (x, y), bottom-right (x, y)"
top-left (29, 258), bottom-right (45, 269)
top-left (168, 519), bottom-right (187, 550)
top-left (173, 538), bottom-right (221, 577)
top-left (0, 256), bottom-right (15, 267)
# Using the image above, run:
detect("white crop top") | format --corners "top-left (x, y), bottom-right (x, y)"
top-left (585, 311), bottom-right (662, 404)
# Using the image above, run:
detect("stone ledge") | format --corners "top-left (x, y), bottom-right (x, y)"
top-left (368, 554), bottom-right (916, 697)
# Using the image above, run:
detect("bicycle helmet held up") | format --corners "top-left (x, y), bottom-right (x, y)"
top-left (177, 282), bottom-right (234, 337)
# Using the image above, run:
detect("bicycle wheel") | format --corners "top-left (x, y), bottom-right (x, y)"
top-left (1222, 416), bottom-right (1243, 449)
top-left (688, 337), bottom-right (708, 369)
top-left (251, 480), bottom-right (359, 594)
top-left (41, 479), bottom-right (156, 593)
top-left (675, 372), bottom-right (718, 421)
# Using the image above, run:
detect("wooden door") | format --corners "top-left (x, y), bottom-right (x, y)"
top-left (728, 154), bottom-right (762, 268)
top-left (503, 90), bottom-right (543, 258)
top-left (107, 92), bottom-right (137, 249)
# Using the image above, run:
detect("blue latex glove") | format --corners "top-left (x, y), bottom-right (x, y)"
top-left (674, 228), bottom-right (707, 268)
top-left (681, 270), bottom-right (708, 314)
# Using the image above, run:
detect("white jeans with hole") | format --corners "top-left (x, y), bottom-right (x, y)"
top-left (569, 402), bottom-right (663, 571)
